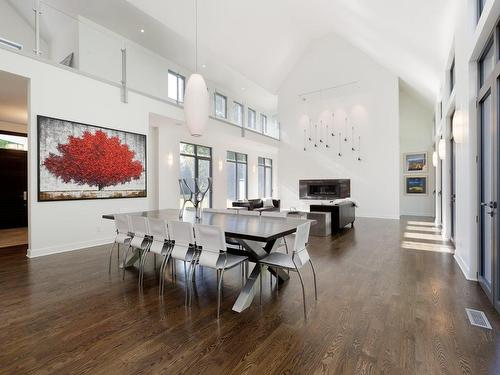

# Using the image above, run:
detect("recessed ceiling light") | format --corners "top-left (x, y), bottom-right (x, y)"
top-left (201, 64), bottom-right (207, 68)
top-left (241, 87), bottom-right (245, 91)
top-left (140, 29), bottom-right (145, 33)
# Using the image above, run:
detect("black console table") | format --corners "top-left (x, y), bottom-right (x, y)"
top-left (310, 202), bottom-right (355, 234)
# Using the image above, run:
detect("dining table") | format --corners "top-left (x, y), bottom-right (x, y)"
top-left (102, 208), bottom-right (313, 313)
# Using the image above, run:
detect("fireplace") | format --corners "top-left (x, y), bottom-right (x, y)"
top-left (299, 179), bottom-right (350, 200)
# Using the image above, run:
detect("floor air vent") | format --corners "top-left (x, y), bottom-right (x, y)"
top-left (465, 308), bottom-right (492, 329)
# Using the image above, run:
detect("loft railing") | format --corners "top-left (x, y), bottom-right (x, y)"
top-left (0, 0), bottom-right (280, 140)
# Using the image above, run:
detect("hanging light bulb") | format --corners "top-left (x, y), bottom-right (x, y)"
top-left (438, 139), bottom-right (446, 160)
top-left (184, 0), bottom-right (209, 137)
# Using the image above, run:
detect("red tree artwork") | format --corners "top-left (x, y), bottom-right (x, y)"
top-left (44, 130), bottom-right (143, 190)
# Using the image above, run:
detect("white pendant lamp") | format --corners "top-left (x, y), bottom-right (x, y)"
top-left (184, 0), bottom-right (208, 137)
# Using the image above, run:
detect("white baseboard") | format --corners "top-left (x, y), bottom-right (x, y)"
top-left (356, 213), bottom-right (400, 220)
top-left (454, 253), bottom-right (476, 281)
top-left (27, 236), bottom-right (115, 258)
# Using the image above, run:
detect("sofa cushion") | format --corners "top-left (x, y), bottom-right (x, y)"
top-left (263, 197), bottom-right (274, 208)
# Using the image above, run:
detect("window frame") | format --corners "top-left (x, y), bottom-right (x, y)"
top-left (168, 70), bottom-right (185, 104)
top-left (214, 92), bottom-right (228, 119)
top-left (449, 58), bottom-right (456, 94)
top-left (226, 151), bottom-right (248, 201)
top-left (260, 114), bottom-right (268, 134)
top-left (247, 108), bottom-right (256, 130)
top-left (233, 101), bottom-right (244, 126)
top-left (258, 156), bottom-right (273, 197)
top-left (478, 0), bottom-right (485, 24)
top-left (179, 142), bottom-right (213, 207)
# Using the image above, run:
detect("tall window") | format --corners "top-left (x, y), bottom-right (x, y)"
top-left (168, 70), bottom-right (185, 103)
top-left (258, 157), bottom-right (273, 197)
top-left (215, 93), bottom-right (227, 119)
top-left (261, 114), bottom-right (268, 134)
top-left (247, 108), bottom-right (256, 130)
top-left (226, 151), bottom-right (247, 206)
top-left (233, 101), bottom-right (243, 126)
top-left (449, 58), bottom-right (455, 94)
top-left (478, 0), bottom-right (485, 23)
top-left (479, 39), bottom-right (495, 88)
top-left (179, 142), bottom-right (212, 208)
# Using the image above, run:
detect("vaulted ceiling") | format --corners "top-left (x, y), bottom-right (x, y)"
top-left (126, 0), bottom-right (459, 101)
top-left (35, 0), bottom-right (459, 105)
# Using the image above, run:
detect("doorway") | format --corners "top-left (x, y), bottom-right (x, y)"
top-left (450, 111), bottom-right (456, 243)
top-left (476, 34), bottom-right (499, 312)
top-left (0, 71), bottom-right (29, 251)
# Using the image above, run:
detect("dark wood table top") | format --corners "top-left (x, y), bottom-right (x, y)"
top-left (103, 209), bottom-right (313, 242)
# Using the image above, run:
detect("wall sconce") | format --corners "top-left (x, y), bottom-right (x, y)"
top-left (218, 159), bottom-right (223, 171)
top-left (452, 110), bottom-right (466, 144)
top-left (432, 151), bottom-right (438, 167)
top-left (438, 139), bottom-right (446, 160)
top-left (167, 152), bottom-right (173, 166)
top-left (252, 164), bottom-right (256, 173)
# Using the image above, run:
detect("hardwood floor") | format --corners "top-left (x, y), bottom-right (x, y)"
top-left (1, 217), bottom-right (499, 374)
top-left (0, 227), bottom-right (27, 249)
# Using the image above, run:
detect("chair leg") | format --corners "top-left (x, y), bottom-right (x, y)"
top-left (139, 250), bottom-right (148, 287)
top-left (283, 237), bottom-right (289, 254)
top-left (295, 267), bottom-right (307, 320)
top-left (117, 243), bottom-right (120, 265)
top-left (161, 253), bottom-right (173, 297)
top-left (158, 254), bottom-right (169, 296)
top-left (309, 260), bottom-right (318, 300)
top-left (259, 265), bottom-right (263, 305)
top-left (122, 245), bottom-right (132, 280)
top-left (217, 268), bottom-right (225, 319)
top-left (108, 242), bottom-right (116, 274)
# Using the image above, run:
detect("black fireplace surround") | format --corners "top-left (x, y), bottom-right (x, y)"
top-left (299, 179), bottom-right (350, 200)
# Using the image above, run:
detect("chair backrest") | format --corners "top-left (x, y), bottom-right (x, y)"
top-left (293, 222), bottom-right (311, 266)
top-left (114, 214), bottom-right (130, 234)
top-left (168, 220), bottom-right (195, 247)
top-left (130, 215), bottom-right (150, 238)
top-left (148, 218), bottom-right (169, 242)
top-left (194, 224), bottom-right (226, 268)
top-left (238, 210), bottom-right (261, 216)
top-left (261, 211), bottom-right (287, 218)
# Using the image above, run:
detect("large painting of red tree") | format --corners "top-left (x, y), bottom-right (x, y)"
top-left (44, 130), bottom-right (143, 191)
top-left (38, 116), bottom-right (146, 201)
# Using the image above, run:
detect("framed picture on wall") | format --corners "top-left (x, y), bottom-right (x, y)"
top-left (405, 176), bottom-right (428, 195)
top-left (404, 152), bottom-right (427, 173)
top-left (38, 115), bottom-right (147, 201)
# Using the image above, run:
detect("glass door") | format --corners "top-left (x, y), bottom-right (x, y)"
top-left (478, 92), bottom-right (495, 299)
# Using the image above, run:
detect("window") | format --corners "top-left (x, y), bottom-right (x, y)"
top-left (449, 58), bottom-right (455, 94)
top-left (247, 108), bottom-right (256, 130)
top-left (168, 71), bottom-right (185, 103)
top-left (233, 102), bottom-right (243, 126)
top-left (215, 93), bottom-right (227, 119)
top-left (261, 114), bottom-right (268, 134)
top-left (226, 151), bottom-right (247, 206)
top-left (478, 0), bottom-right (485, 23)
top-left (479, 39), bottom-right (495, 88)
top-left (179, 142), bottom-right (212, 208)
top-left (258, 157), bottom-right (273, 197)
top-left (0, 132), bottom-right (27, 150)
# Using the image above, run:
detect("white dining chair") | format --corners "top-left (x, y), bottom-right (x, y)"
top-left (258, 222), bottom-right (317, 319)
top-left (238, 210), bottom-right (261, 216)
top-left (193, 224), bottom-right (249, 319)
top-left (159, 220), bottom-right (197, 299)
top-left (144, 218), bottom-right (171, 288)
top-left (108, 214), bottom-right (132, 274)
top-left (123, 215), bottom-right (151, 282)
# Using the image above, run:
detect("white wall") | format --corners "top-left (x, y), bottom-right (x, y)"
top-left (399, 83), bottom-right (435, 217)
top-left (434, 0), bottom-right (500, 280)
top-left (277, 33), bottom-right (400, 219)
top-left (0, 0), bottom-right (48, 54)
top-left (0, 47), bottom-right (279, 257)
top-left (0, 120), bottom-right (27, 134)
